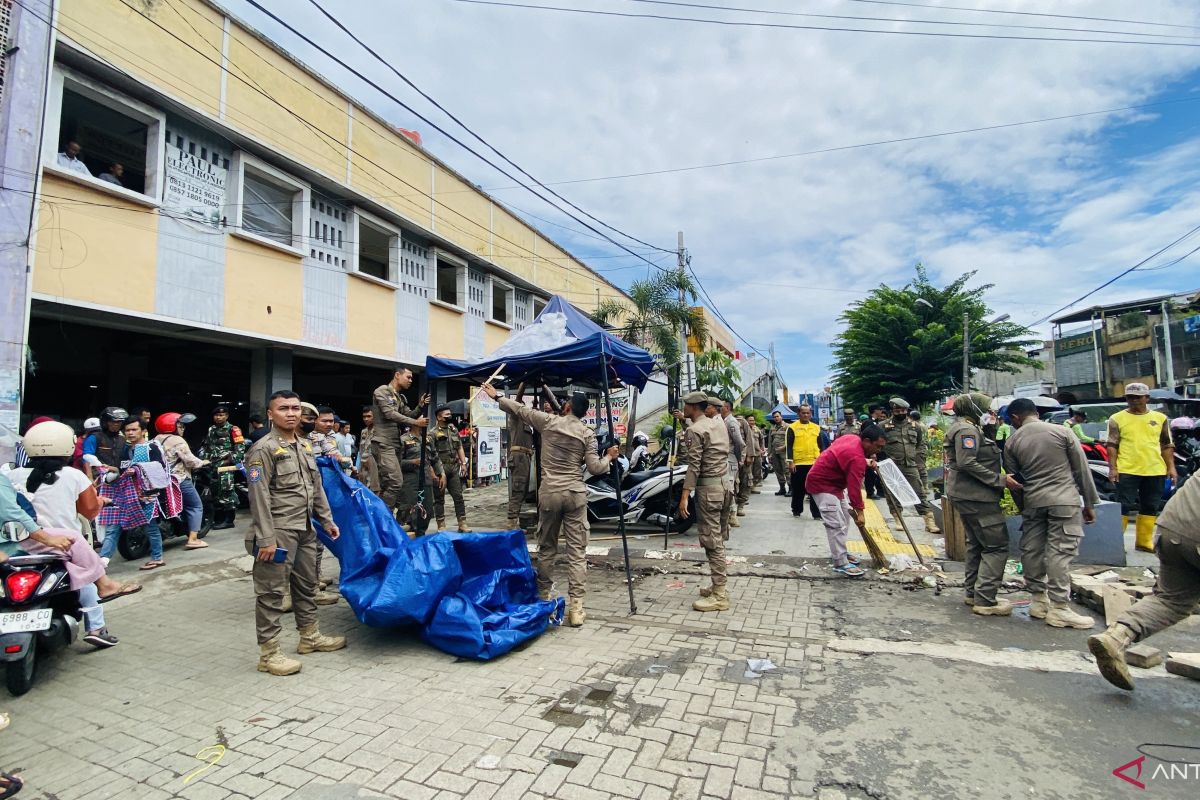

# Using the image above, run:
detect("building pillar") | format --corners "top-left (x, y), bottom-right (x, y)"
top-left (250, 347), bottom-right (293, 416)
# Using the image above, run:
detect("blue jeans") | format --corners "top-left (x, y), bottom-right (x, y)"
top-left (99, 523), bottom-right (163, 562)
top-left (180, 478), bottom-right (203, 532)
top-left (78, 583), bottom-right (106, 632)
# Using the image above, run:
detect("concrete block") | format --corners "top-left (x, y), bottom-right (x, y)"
top-left (1102, 584), bottom-right (1133, 626)
top-left (1124, 644), bottom-right (1164, 669)
top-left (1166, 654), bottom-right (1200, 681)
top-left (1006, 499), bottom-right (1126, 566)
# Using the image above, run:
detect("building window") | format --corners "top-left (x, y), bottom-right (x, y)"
top-left (44, 65), bottom-right (166, 201)
top-left (228, 151), bottom-right (309, 254)
top-left (436, 253), bottom-right (465, 307)
top-left (1110, 348), bottom-right (1155, 381)
top-left (351, 208), bottom-right (402, 284)
top-left (533, 297), bottom-right (547, 319)
top-left (491, 279), bottom-right (513, 325)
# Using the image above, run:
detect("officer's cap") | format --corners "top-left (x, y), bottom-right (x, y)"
top-left (436, 404), bottom-right (451, 414)
top-left (211, 403), bottom-right (230, 415)
top-left (681, 391), bottom-right (708, 405)
top-left (888, 397), bottom-right (910, 409)
top-left (708, 394), bottom-right (726, 406)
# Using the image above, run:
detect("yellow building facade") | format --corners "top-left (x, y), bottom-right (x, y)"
top-left (17, 0), bottom-right (628, 419)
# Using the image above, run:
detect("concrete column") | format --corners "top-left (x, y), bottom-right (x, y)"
top-left (250, 347), bottom-right (293, 416)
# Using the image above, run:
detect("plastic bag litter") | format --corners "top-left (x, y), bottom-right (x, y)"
top-left (316, 459), bottom-right (563, 660)
top-left (888, 554), bottom-right (918, 571)
top-left (745, 658), bottom-right (777, 678)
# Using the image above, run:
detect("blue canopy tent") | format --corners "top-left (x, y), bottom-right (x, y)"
top-left (768, 402), bottom-right (798, 421)
top-left (423, 296), bottom-right (660, 613)
top-left (426, 296), bottom-right (658, 390)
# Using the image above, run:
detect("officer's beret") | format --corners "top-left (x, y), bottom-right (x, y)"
top-left (436, 404), bottom-right (451, 414)
top-left (682, 391), bottom-right (708, 405)
top-left (888, 397), bottom-right (910, 409)
top-left (211, 404), bottom-right (230, 415)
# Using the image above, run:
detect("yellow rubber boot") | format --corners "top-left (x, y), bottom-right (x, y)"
top-left (1134, 515), bottom-right (1156, 553)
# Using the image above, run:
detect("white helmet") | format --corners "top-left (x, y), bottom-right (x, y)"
top-left (21, 420), bottom-right (77, 458)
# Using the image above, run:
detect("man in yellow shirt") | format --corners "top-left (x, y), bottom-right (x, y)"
top-left (786, 404), bottom-right (828, 519)
top-left (1107, 383), bottom-right (1176, 552)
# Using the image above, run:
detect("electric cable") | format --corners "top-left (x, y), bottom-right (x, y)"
top-left (844, 0), bottom-right (1200, 33)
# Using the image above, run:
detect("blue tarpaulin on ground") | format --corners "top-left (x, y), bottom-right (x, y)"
top-left (313, 459), bottom-right (563, 659)
top-left (425, 295), bottom-right (658, 390)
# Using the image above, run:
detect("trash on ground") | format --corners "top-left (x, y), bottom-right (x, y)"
top-left (476, 755), bottom-right (502, 770)
top-left (643, 550), bottom-right (681, 561)
top-left (744, 658), bottom-right (778, 678)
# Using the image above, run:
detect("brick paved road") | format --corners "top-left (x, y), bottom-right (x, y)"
top-left (4, 485), bottom-right (1197, 799)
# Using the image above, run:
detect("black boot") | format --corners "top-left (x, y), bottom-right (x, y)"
top-left (212, 509), bottom-right (234, 530)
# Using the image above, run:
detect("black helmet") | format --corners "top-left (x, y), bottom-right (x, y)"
top-left (100, 406), bottom-right (128, 425)
top-left (633, 431), bottom-right (649, 446)
top-left (659, 425), bottom-right (674, 440)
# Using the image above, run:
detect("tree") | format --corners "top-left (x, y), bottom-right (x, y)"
top-left (696, 349), bottom-right (742, 400)
top-left (594, 271), bottom-right (707, 454)
top-left (831, 265), bottom-right (1038, 409)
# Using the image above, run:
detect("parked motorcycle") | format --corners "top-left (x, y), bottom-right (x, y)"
top-left (585, 465), bottom-right (695, 534)
top-left (0, 549), bottom-right (81, 696)
top-left (119, 465), bottom-right (216, 560)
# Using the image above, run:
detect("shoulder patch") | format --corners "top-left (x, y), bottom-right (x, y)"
top-left (961, 435), bottom-right (976, 449)
top-left (247, 464), bottom-right (263, 483)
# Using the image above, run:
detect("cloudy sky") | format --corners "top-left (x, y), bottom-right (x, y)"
top-left (221, 0), bottom-right (1200, 393)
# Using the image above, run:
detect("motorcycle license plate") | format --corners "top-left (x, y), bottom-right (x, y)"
top-left (0, 608), bottom-right (52, 634)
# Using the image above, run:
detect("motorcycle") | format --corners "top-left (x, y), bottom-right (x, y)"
top-left (0, 548), bottom-right (81, 696)
top-left (120, 465), bottom-right (217, 561)
top-left (585, 464), bottom-right (695, 534)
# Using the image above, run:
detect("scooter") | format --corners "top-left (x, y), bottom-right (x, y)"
top-left (0, 549), bottom-right (81, 696)
top-left (585, 464), bottom-right (695, 534)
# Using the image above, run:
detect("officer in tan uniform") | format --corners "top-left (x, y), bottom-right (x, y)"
top-left (483, 383), bottom-right (617, 627)
top-left (881, 397), bottom-right (940, 534)
top-left (371, 367), bottom-right (428, 519)
top-left (944, 393), bottom-right (1021, 617)
top-left (745, 416), bottom-right (763, 493)
top-left (506, 383), bottom-right (535, 530)
top-left (430, 405), bottom-right (469, 532)
top-left (733, 405), bottom-right (754, 514)
top-left (400, 426), bottom-right (442, 531)
top-left (678, 392), bottom-right (733, 612)
top-left (245, 390), bottom-right (345, 677)
top-left (358, 407), bottom-right (379, 493)
top-left (768, 411), bottom-right (789, 496)
top-left (835, 408), bottom-right (860, 439)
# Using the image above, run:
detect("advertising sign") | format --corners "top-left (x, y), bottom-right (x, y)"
top-left (163, 144), bottom-right (226, 228)
top-left (583, 392), bottom-right (628, 437)
top-left (470, 394), bottom-right (507, 428)
top-left (476, 426), bottom-right (501, 477)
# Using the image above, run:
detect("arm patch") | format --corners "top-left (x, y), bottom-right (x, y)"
top-left (961, 435), bottom-right (976, 450)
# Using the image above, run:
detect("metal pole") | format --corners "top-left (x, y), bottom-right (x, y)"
top-left (677, 231), bottom-right (691, 393)
top-left (1162, 300), bottom-right (1176, 391)
top-left (962, 312), bottom-right (970, 393)
top-left (664, 360), bottom-right (679, 550)
top-left (1092, 311), bottom-right (1103, 396)
top-left (412, 380), bottom-right (435, 535)
top-left (600, 347), bottom-right (637, 614)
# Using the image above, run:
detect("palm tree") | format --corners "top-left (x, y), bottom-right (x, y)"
top-left (593, 270), bottom-right (707, 455)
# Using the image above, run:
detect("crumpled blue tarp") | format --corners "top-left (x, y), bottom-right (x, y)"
top-left (313, 459), bottom-right (563, 659)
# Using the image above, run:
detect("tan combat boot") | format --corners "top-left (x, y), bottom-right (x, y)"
top-left (566, 598), bottom-right (586, 627)
top-left (296, 624), bottom-right (347, 654)
top-left (971, 598), bottom-right (1013, 616)
top-left (313, 590), bottom-right (339, 606)
top-left (258, 638), bottom-right (302, 676)
top-left (1028, 592), bottom-right (1050, 619)
top-left (457, 517), bottom-right (472, 533)
top-left (435, 517), bottom-right (446, 530)
top-left (693, 586), bottom-right (730, 612)
top-left (922, 511), bottom-right (941, 534)
top-left (1046, 603), bottom-right (1094, 630)
top-left (506, 517), bottom-right (520, 531)
top-left (736, 505), bottom-right (747, 517)
top-left (1087, 623), bottom-right (1136, 690)
top-left (891, 515), bottom-right (906, 532)
top-left (963, 593), bottom-right (975, 606)
top-left (729, 509), bottom-right (741, 528)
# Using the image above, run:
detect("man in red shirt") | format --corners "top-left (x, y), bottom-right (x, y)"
top-left (806, 424), bottom-right (888, 577)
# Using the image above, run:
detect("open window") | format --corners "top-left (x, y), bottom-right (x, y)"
top-left (435, 250), bottom-right (466, 308)
top-left (533, 297), bottom-right (547, 319)
top-left (352, 208), bottom-right (399, 284)
top-left (490, 278), bottom-right (513, 325)
top-left (228, 151), bottom-right (309, 254)
top-left (44, 65), bottom-right (165, 202)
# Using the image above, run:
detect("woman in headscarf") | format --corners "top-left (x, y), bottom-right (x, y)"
top-left (945, 393), bottom-right (1022, 617)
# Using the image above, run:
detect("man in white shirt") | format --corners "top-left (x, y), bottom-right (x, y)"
top-left (56, 141), bottom-right (93, 176)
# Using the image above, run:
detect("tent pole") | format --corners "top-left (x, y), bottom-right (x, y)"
top-left (664, 361), bottom-right (680, 549)
top-left (599, 349), bottom-right (637, 615)
top-left (413, 379), bottom-right (434, 536)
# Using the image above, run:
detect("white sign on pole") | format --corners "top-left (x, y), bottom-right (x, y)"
top-left (877, 459), bottom-right (920, 506)
top-left (476, 426), bottom-right (501, 477)
top-left (163, 145), bottom-right (226, 228)
top-left (470, 394), bottom-right (507, 428)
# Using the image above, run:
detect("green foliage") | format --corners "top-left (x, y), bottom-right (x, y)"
top-left (735, 406), bottom-right (766, 428)
top-left (592, 270), bottom-right (707, 379)
top-left (831, 264), bottom-right (1038, 409)
top-left (696, 349), bottom-right (742, 399)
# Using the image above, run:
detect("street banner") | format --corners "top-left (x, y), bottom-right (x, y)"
top-left (878, 459), bottom-right (920, 506)
top-left (584, 391), bottom-right (628, 436)
top-left (163, 144), bottom-right (226, 229)
top-left (477, 426), bottom-right (501, 477)
top-left (470, 393), bottom-right (507, 428)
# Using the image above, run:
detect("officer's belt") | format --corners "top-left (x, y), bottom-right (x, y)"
top-left (509, 446), bottom-right (533, 454)
top-left (696, 475), bottom-right (725, 487)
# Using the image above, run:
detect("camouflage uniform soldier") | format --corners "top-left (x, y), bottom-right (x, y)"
top-left (203, 404), bottom-right (246, 530)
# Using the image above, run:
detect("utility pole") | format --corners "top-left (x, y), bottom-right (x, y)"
top-left (1161, 299), bottom-right (1176, 391)
top-left (962, 312), bottom-right (970, 393)
top-left (677, 231), bottom-right (692, 393)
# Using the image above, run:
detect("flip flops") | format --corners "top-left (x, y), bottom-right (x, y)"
top-left (832, 563), bottom-right (866, 578)
top-left (139, 561), bottom-right (165, 571)
top-left (99, 583), bottom-right (143, 603)
top-left (184, 541), bottom-right (209, 550)
top-left (0, 771), bottom-right (22, 799)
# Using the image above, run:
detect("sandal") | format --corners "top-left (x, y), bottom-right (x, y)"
top-left (845, 554), bottom-right (861, 566)
top-left (139, 561), bottom-right (165, 571)
top-left (83, 628), bottom-right (119, 649)
top-left (0, 772), bottom-right (22, 799)
top-left (184, 541), bottom-right (209, 550)
top-left (832, 563), bottom-right (866, 578)
top-left (99, 583), bottom-right (143, 603)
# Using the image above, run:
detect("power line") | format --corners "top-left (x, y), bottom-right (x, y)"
top-left (844, 0), bottom-right (1200, 33)
top-left (686, 261), bottom-right (769, 360)
top-left (447, 0), bottom-right (1200, 47)
top-left (625, 0), bottom-right (1200, 40)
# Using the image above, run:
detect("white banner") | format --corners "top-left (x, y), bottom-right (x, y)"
top-left (584, 392), bottom-right (629, 436)
top-left (163, 145), bottom-right (226, 228)
top-left (470, 394), bottom-right (507, 428)
top-left (476, 426), bottom-right (501, 477)
top-left (878, 459), bottom-right (920, 506)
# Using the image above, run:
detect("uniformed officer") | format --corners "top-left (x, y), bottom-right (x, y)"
top-left (371, 367), bottom-right (429, 518)
top-left (909, 409), bottom-right (930, 497)
top-left (678, 391), bottom-right (733, 612)
top-left (203, 404), bottom-right (246, 530)
top-left (945, 393), bottom-right (1022, 616)
top-left (881, 397), bottom-right (940, 534)
top-left (399, 424), bottom-right (442, 531)
top-left (835, 408), bottom-right (860, 439)
top-left (430, 405), bottom-right (470, 532)
top-left (746, 416), bottom-right (764, 493)
top-left (245, 390), bottom-right (345, 676)
top-left (768, 411), bottom-right (789, 496)
top-left (717, 396), bottom-right (743, 529)
top-left (485, 383), bottom-right (617, 627)
top-left (358, 407), bottom-right (379, 493)
top-left (1087, 466), bottom-right (1200, 691)
top-left (1003, 397), bottom-right (1098, 630)
top-left (733, 406), bottom-right (754, 514)
top-left (506, 383), bottom-right (536, 530)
